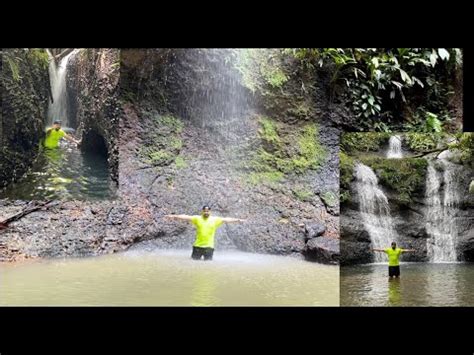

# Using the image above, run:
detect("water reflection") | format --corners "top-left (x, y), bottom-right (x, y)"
top-left (341, 263), bottom-right (474, 306)
top-left (387, 278), bottom-right (401, 306)
top-left (0, 140), bottom-right (113, 200)
top-left (190, 270), bottom-right (219, 306)
top-left (0, 250), bottom-right (339, 306)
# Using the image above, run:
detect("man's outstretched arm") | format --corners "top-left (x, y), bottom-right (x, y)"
top-left (164, 214), bottom-right (194, 221)
top-left (401, 249), bottom-right (416, 252)
top-left (221, 217), bottom-right (246, 223)
top-left (372, 248), bottom-right (386, 252)
top-left (64, 133), bottom-right (81, 145)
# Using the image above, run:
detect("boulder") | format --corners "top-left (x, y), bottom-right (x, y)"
top-left (304, 237), bottom-right (339, 264)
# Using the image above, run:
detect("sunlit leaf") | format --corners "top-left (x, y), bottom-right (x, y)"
top-left (438, 48), bottom-right (450, 61)
top-left (430, 49), bottom-right (438, 67)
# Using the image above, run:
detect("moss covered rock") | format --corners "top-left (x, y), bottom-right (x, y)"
top-left (360, 156), bottom-right (428, 205)
top-left (245, 117), bottom-right (326, 185)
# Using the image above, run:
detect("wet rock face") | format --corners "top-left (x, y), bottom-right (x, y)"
top-left (0, 199), bottom-right (158, 262)
top-left (117, 48), bottom-right (341, 261)
top-left (66, 49), bottom-right (120, 183)
top-left (305, 222), bottom-right (326, 240)
top-left (304, 237), bottom-right (340, 264)
top-left (0, 49), bottom-right (51, 188)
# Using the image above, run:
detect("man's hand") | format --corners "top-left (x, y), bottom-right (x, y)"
top-left (222, 217), bottom-right (246, 223)
top-left (164, 214), bottom-right (193, 221)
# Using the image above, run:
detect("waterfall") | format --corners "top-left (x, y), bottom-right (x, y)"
top-left (194, 49), bottom-right (251, 147)
top-left (386, 135), bottom-right (403, 159)
top-left (354, 163), bottom-right (398, 262)
top-left (47, 49), bottom-right (79, 127)
top-left (425, 151), bottom-right (461, 262)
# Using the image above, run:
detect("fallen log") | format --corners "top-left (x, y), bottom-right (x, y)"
top-left (0, 200), bottom-right (58, 230)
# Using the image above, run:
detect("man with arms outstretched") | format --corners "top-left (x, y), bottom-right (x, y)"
top-left (165, 205), bottom-right (245, 261)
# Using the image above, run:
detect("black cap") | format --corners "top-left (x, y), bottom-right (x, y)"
top-left (202, 205), bottom-right (211, 211)
top-left (53, 120), bottom-right (62, 125)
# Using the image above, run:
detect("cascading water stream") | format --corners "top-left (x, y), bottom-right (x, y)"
top-left (386, 135), bottom-right (403, 159)
top-left (47, 49), bottom-right (79, 128)
top-left (354, 163), bottom-right (399, 262)
top-left (0, 48), bottom-right (114, 200)
top-left (425, 151), bottom-right (461, 262)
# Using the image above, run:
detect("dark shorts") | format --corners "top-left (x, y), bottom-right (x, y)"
top-left (388, 266), bottom-right (400, 277)
top-left (191, 246), bottom-right (214, 261)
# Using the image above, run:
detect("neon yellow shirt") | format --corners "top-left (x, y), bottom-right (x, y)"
top-left (44, 128), bottom-right (66, 149)
top-left (191, 215), bottom-right (224, 248)
top-left (385, 247), bottom-right (403, 266)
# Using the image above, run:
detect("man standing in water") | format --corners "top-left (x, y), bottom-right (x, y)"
top-left (43, 120), bottom-right (81, 149)
top-left (164, 206), bottom-right (246, 260)
top-left (372, 242), bottom-right (416, 278)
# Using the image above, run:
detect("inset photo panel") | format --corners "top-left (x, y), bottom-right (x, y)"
top-left (0, 49), bottom-right (120, 264)
top-left (340, 132), bottom-right (474, 306)
top-left (328, 48), bottom-right (463, 133)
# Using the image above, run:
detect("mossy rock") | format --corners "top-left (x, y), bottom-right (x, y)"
top-left (340, 151), bottom-right (355, 203)
top-left (234, 49), bottom-right (289, 94)
top-left (360, 156), bottom-right (428, 205)
top-left (244, 117), bottom-right (326, 186)
top-left (293, 188), bottom-right (314, 202)
top-left (405, 133), bottom-right (442, 152)
top-left (139, 111), bottom-right (184, 168)
top-left (174, 156), bottom-right (187, 169)
top-left (341, 132), bottom-right (391, 153)
top-left (321, 191), bottom-right (338, 207)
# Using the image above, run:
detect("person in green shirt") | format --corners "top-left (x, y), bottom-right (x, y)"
top-left (164, 205), bottom-right (246, 260)
top-left (43, 120), bottom-right (81, 149)
top-left (372, 242), bottom-right (416, 278)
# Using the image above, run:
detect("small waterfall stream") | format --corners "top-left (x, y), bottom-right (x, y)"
top-left (47, 49), bottom-right (79, 127)
top-left (425, 151), bottom-right (462, 262)
top-left (354, 162), bottom-right (398, 262)
top-left (386, 135), bottom-right (403, 159)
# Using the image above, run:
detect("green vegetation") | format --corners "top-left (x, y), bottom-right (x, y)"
top-left (4, 49), bottom-right (50, 83)
top-left (293, 188), bottom-right (314, 202)
top-left (449, 132), bottom-right (474, 165)
top-left (259, 117), bottom-right (281, 146)
top-left (285, 48), bottom-right (461, 132)
top-left (321, 191), bottom-right (338, 207)
top-left (146, 150), bottom-right (173, 166)
top-left (245, 118), bottom-right (326, 186)
top-left (340, 152), bottom-right (355, 203)
top-left (139, 112), bottom-right (184, 168)
top-left (404, 110), bottom-right (446, 133)
top-left (341, 132), bottom-right (390, 153)
top-left (28, 49), bottom-right (50, 70)
top-left (235, 49), bottom-right (288, 93)
top-left (287, 102), bottom-right (312, 119)
top-left (247, 171), bottom-right (284, 185)
top-left (4, 52), bottom-right (21, 82)
top-left (405, 132), bottom-right (441, 152)
top-left (174, 156), bottom-right (187, 169)
top-left (361, 157), bottom-right (428, 205)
